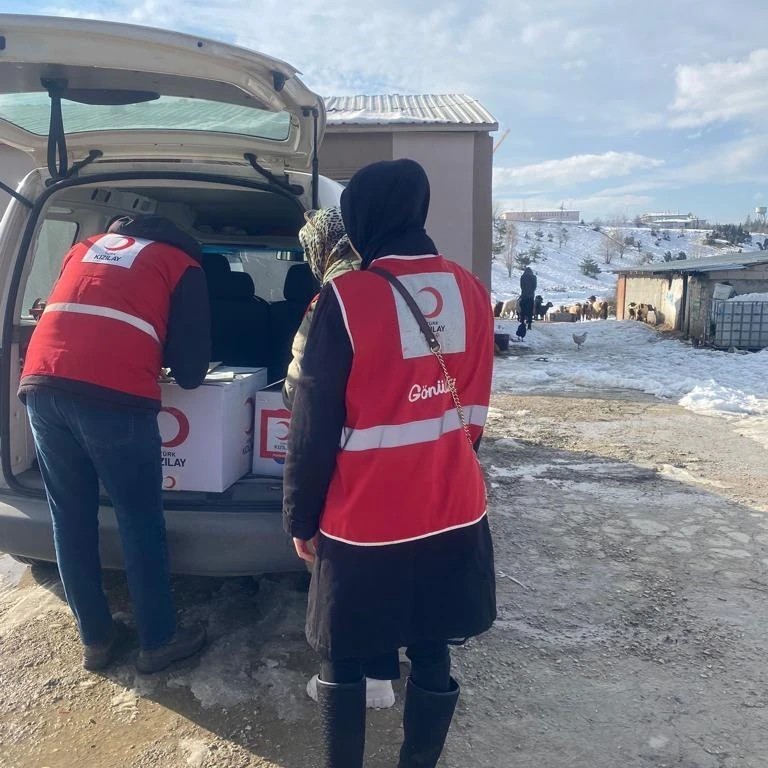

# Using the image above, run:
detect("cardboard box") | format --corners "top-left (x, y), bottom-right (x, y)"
top-left (158, 367), bottom-right (268, 492)
top-left (252, 382), bottom-right (291, 477)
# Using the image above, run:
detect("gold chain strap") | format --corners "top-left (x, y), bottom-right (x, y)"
top-left (432, 346), bottom-right (474, 448)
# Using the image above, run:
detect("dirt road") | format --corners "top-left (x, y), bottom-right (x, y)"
top-left (2, 389), bottom-right (768, 767)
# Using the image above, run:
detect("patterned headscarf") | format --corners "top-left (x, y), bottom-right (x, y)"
top-left (299, 206), bottom-right (354, 282)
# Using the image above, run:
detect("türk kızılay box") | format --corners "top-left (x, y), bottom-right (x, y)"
top-left (158, 367), bottom-right (268, 492)
top-left (252, 382), bottom-right (291, 477)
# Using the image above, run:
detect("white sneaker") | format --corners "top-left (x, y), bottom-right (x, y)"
top-left (306, 674), bottom-right (396, 709)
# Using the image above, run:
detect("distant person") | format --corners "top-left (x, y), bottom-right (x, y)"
top-left (520, 265), bottom-right (537, 298)
top-left (519, 266), bottom-right (537, 330)
top-left (284, 159), bottom-right (496, 768)
top-left (20, 215), bottom-right (211, 673)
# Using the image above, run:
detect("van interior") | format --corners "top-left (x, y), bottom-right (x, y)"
top-left (9, 177), bottom-right (319, 504)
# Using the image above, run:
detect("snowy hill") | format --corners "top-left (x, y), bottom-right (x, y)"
top-left (491, 222), bottom-right (764, 305)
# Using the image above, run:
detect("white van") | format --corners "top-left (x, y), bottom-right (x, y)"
top-left (0, 15), bottom-right (345, 574)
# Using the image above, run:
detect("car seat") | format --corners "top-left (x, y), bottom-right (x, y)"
top-left (268, 262), bottom-right (319, 381)
top-left (202, 253), bottom-right (270, 367)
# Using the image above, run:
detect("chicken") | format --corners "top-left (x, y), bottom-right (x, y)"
top-left (572, 331), bottom-right (588, 351)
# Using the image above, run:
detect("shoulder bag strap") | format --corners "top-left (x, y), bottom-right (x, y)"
top-left (368, 266), bottom-right (474, 448)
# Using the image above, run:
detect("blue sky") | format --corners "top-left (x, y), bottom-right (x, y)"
top-left (6, 1), bottom-right (768, 222)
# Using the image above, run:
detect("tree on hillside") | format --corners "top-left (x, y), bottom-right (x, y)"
top-left (706, 223), bottom-right (752, 246)
top-left (528, 244), bottom-right (543, 263)
top-left (515, 250), bottom-right (532, 269)
top-left (607, 213), bottom-right (629, 227)
top-left (491, 208), bottom-right (507, 261)
top-left (606, 228), bottom-right (627, 259)
top-left (502, 221), bottom-right (519, 278)
top-left (579, 257), bottom-right (601, 278)
top-left (558, 227), bottom-right (570, 249)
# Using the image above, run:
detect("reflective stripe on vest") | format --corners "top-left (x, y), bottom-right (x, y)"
top-left (44, 302), bottom-right (160, 344)
top-left (340, 404), bottom-right (487, 451)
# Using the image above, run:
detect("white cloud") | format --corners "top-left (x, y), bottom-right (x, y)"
top-left (494, 152), bottom-right (664, 190)
top-left (670, 134), bottom-right (768, 184)
top-left (670, 49), bottom-right (768, 128)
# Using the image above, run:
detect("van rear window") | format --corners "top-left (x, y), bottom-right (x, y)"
top-left (0, 93), bottom-right (292, 141)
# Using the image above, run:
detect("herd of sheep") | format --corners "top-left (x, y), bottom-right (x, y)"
top-left (496, 295), bottom-right (612, 322)
top-left (494, 296), bottom-right (659, 326)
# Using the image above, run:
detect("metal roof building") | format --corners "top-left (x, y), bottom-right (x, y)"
top-left (323, 94), bottom-right (498, 131)
top-left (613, 252), bottom-right (768, 276)
top-left (321, 94), bottom-right (498, 286)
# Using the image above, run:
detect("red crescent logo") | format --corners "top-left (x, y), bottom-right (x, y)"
top-left (160, 407), bottom-right (190, 448)
top-left (244, 396), bottom-right (255, 436)
top-left (163, 476), bottom-right (177, 490)
top-left (103, 235), bottom-right (135, 252)
top-left (275, 419), bottom-right (291, 441)
top-left (417, 287), bottom-right (444, 319)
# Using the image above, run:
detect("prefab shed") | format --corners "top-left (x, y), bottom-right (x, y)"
top-left (614, 253), bottom-right (768, 347)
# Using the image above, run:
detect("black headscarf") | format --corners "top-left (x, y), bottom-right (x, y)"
top-left (340, 159), bottom-right (438, 268)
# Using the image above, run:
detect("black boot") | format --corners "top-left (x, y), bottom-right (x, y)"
top-left (316, 677), bottom-right (366, 768)
top-left (398, 677), bottom-right (460, 768)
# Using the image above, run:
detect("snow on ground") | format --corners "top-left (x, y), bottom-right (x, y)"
top-left (493, 319), bottom-right (768, 436)
top-left (492, 222), bottom-right (763, 305)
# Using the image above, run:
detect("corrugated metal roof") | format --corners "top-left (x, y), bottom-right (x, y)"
top-left (323, 94), bottom-right (498, 129)
top-left (614, 251), bottom-right (768, 275)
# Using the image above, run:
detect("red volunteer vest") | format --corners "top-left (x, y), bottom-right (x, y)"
top-left (321, 254), bottom-right (494, 546)
top-left (22, 233), bottom-right (198, 403)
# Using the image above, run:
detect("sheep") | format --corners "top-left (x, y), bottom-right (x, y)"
top-left (585, 298), bottom-right (608, 320)
top-left (500, 297), bottom-right (519, 318)
top-left (635, 303), bottom-right (656, 323)
top-left (535, 300), bottom-right (554, 320)
top-left (568, 302), bottom-right (583, 319)
top-left (493, 300), bottom-right (504, 318)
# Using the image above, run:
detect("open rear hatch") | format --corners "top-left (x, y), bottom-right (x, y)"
top-left (0, 15), bottom-right (323, 504)
top-left (0, 14), bottom-right (324, 201)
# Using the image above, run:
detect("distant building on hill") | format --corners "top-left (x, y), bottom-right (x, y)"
top-left (639, 212), bottom-right (707, 229)
top-left (502, 209), bottom-right (580, 223)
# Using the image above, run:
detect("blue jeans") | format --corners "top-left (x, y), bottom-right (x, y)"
top-left (25, 388), bottom-right (176, 650)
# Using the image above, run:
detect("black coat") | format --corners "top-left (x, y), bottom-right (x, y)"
top-left (520, 268), bottom-right (537, 298)
top-left (283, 289), bottom-right (496, 660)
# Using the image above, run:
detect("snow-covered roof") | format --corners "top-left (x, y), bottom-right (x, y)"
top-left (728, 292), bottom-right (768, 302)
top-left (323, 94), bottom-right (498, 131)
top-left (614, 251), bottom-right (768, 275)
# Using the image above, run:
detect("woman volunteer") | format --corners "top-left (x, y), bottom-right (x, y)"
top-left (283, 159), bottom-right (496, 768)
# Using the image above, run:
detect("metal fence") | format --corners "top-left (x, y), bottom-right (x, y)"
top-left (711, 299), bottom-right (768, 349)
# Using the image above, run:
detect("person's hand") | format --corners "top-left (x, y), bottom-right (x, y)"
top-left (293, 535), bottom-right (318, 564)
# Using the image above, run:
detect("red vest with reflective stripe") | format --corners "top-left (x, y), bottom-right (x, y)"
top-left (22, 233), bottom-right (198, 403)
top-left (321, 254), bottom-right (493, 546)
